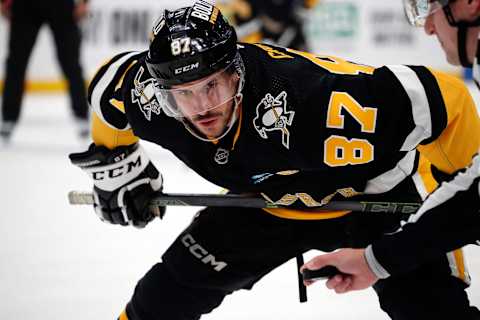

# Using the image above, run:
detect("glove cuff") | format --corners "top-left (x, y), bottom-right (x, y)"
top-left (71, 143), bottom-right (153, 192)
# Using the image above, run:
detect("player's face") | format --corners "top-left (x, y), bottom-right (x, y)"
top-left (171, 70), bottom-right (240, 138)
top-left (423, 1), bottom-right (480, 65)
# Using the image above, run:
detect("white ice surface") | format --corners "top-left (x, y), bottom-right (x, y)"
top-left (1, 90), bottom-right (479, 319)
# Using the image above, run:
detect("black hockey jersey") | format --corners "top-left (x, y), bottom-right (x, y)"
top-left (88, 43), bottom-right (480, 219)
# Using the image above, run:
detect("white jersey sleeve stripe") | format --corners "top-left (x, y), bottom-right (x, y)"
top-left (411, 171), bottom-right (429, 201)
top-left (363, 150), bottom-right (416, 194)
top-left (90, 51), bottom-right (139, 131)
top-left (386, 65), bottom-right (432, 151)
top-left (408, 153), bottom-right (480, 224)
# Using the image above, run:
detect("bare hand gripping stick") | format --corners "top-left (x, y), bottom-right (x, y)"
top-left (302, 266), bottom-right (342, 281)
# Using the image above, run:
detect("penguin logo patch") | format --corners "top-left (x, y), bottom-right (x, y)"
top-left (131, 67), bottom-right (163, 121)
top-left (253, 91), bottom-right (295, 149)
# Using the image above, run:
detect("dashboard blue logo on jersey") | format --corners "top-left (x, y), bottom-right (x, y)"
top-left (251, 173), bottom-right (274, 184)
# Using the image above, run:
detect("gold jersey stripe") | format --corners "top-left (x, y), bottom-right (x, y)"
top-left (416, 155), bottom-right (439, 194)
top-left (92, 112), bottom-right (139, 149)
top-left (109, 98), bottom-right (125, 113)
top-left (263, 207), bottom-right (351, 220)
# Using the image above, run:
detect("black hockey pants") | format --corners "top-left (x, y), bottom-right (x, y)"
top-left (123, 206), bottom-right (480, 320)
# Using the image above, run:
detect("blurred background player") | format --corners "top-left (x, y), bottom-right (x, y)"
top-left (302, 0), bottom-right (480, 294)
top-left (0, 0), bottom-right (90, 143)
top-left (218, 0), bottom-right (319, 50)
top-left (404, 0), bottom-right (480, 68)
top-left (70, 2), bottom-right (480, 318)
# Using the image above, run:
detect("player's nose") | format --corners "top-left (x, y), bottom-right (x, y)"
top-left (190, 94), bottom-right (212, 114)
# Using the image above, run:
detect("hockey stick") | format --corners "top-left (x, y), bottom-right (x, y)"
top-left (68, 191), bottom-right (421, 214)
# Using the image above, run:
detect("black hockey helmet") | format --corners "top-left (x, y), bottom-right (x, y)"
top-left (146, 1), bottom-right (239, 87)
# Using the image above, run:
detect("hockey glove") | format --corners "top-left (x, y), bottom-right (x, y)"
top-left (69, 143), bottom-right (164, 228)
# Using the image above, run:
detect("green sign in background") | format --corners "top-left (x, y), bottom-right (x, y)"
top-left (306, 2), bottom-right (359, 40)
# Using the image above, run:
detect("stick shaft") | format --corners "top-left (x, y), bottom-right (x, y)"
top-left (68, 191), bottom-right (421, 214)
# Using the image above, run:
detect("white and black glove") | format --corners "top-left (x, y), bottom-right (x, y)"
top-left (69, 143), bottom-right (164, 228)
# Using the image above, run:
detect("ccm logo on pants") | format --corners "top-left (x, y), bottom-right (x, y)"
top-left (181, 233), bottom-right (228, 272)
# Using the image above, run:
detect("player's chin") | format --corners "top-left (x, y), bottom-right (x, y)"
top-left (196, 125), bottom-right (222, 138)
top-left (197, 120), bottom-right (226, 137)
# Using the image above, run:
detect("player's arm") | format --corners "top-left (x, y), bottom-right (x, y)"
top-left (69, 52), bottom-right (164, 227)
top-left (418, 68), bottom-right (480, 173)
top-left (87, 51), bottom-right (141, 149)
top-left (367, 154), bottom-right (480, 278)
top-left (302, 157), bottom-right (480, 292)
top-left (378, 65), bottom-right (480, 173)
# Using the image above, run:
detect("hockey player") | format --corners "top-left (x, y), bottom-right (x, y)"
top-left (302, 0), bottom-right (480, 294)
top-left (70, 2), bottom-right (480, 319)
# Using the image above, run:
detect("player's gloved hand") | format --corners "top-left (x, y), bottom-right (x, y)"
top-left (69, 143), bottom-right (165, 228)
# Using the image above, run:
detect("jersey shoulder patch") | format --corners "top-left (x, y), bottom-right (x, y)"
top-left (129, 64), bottom-right (164, 121)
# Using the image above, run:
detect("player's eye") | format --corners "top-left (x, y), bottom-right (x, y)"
top-left (177, 89), bottom-right (192, 96)
top-left (205, 79), bottom-right (217, 92)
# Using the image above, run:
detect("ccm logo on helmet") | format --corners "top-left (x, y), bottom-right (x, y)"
top-left (174, 62), bottom-right (200, 74)
top-left (191, 0), bottom-right (219, 24)
top-left (91, 156), bottom-right (142, 180)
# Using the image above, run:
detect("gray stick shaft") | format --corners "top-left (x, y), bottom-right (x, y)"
top-left (68, 191), bottom-right (421, 214)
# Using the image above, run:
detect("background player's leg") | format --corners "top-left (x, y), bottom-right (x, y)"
top-left (1, 0), bottom-right (42, 141)
top-left (47, 0), bottom-right (89, 138)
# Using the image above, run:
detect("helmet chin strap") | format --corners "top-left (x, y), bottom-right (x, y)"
top-left (181, 93), bottom-right (243, 142)
top-left (458, 23), bottom-right (473, 68)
